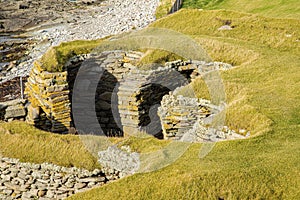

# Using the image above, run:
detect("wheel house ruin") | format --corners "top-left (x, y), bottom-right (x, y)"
top-left (25, 50), bottom-right (241, 141)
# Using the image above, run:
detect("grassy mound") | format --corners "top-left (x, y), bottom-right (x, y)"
top-left (67, 8), bottom-right (300, 200)
top-left (40, 39), bottom-right (104, 72)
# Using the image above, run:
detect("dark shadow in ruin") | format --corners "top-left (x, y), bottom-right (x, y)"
top-left (138, 83), bottom-right (170, 139)
top-left (66, 56), bottom-right (83, 130)
top-left (71, 55), bottom-right (124, 137)
top-left (26, 104), bottom-right (71, 134)
top-left (95, 69), bottom-right (123, 137)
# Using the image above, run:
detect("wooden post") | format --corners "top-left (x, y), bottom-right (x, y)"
top-left (20, 76), bottom-right (24, 99)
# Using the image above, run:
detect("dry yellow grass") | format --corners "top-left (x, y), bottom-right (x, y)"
top-left (0, 121), bottom-right (100, 170)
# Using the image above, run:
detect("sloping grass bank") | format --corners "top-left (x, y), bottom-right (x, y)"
top-left (0, 121), bottom-right (100, 170)
top-left (68, 9), bottom-right (300, 199)
top-left (182, 0), bottom-right (300, 19)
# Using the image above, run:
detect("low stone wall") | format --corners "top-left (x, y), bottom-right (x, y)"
top-left (158, 93), bottom-right (249, 142)
top-left (118, 60), bottom-right (232, 137)
top-left (158, 94), bottom-right (219, 140)
top-left (0, 157), bottom-right (120, 200)
top-left (165, 60), bottom-right (233, 80)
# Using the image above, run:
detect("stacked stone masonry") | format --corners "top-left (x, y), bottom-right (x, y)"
top-left (0, 157), bottom-right (120, 200)
top-left (158, 93), bottom-right (249, 142)
top-left (118, 65), bottom-right (188, 137)
top-left (23, 50), bottom-right (238, 138)
top-left (70, 51), bottom-right (143, 136)
top-left (25, 62), bottom-right (71, 133)
top-left (0, 99), bottom-right (27, 121)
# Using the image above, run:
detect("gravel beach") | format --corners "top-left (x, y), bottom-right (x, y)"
top-left (0, 0), bottom-right (160, 82)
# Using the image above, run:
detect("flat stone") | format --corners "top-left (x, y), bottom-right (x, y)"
top-left (74, 182), bottom-right (87, 189)
top-left (3, 189), bottom-right (13, 195)
top-left (78, 177), bottom-right (106, 183)
top-left (45, 190), bottom-right (55, 198)
top-left (64, 181), bottom-right (75, 188)
top-left (4, 104), bottom-right (26, 119)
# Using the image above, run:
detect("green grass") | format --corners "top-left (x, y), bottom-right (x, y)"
top-left (137, 49), bottom-right (184, 69)
top-left (68, 9), bottom-right (300, 199)
top-left (0, 122), bottom-right (171, 170)
top-left (155, 0), bottom-right (175, 19)
top-left (40, 39), bottom-right (104, 72)
top-left (182, 0), bottom-right (300, 19)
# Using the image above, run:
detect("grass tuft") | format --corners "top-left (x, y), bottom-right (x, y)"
top-left (0, 121), bottom-right (100, 170)
top-left (40, 39), bottom-right (104, 72)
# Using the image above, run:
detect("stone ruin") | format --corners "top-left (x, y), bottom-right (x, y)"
top-left (0, 49), bottom-right (249, 142)
top-left (158, 92), bottom-right (248, 142)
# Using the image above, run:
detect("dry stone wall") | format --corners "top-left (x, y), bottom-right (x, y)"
top-left (118, 59), bottom-right (233, 137)
top-left (71, 50), bottom-right (143, 136)
top-left (24, 51), bottom-right (144, 135)
top-left (158, 93), bottom-right (249, 142)
top-left (118, 65), bottom-right (188, 137)
top-left (165, 59), bottom-right (233, 80)
top-left (0, 77), bottom-right (27, 102)
top-left (0, 157), bottom-right (120, 200)
top-left (158, 94), bottom-right (216, 140)
top-left (25, 62), bottom-right (71, 133)
top-left (24, 50), bottom-right (235, 138)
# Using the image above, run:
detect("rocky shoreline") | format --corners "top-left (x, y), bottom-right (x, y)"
top-left (0, 0), bottom-right (159, 83)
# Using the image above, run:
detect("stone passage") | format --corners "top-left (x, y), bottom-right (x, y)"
top-left (0, 157), bottom-right (121, 200)
top-left (118, 65), bottom-right (189, 137)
